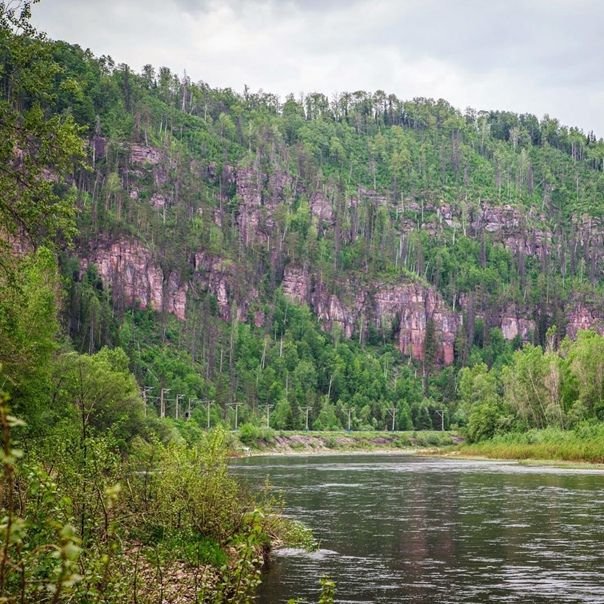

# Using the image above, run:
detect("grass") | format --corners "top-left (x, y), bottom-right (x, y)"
top-left (459, 424), bottom-right (604, 464)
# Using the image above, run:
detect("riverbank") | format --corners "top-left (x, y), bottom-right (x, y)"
top-left (233, 425), bottom-right (604, 466)
top-left (234, 428), bottom-right (459, 454)
top-left (451, 425), bottom-right (604, 465)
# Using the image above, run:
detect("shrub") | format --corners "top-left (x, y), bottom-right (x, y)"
top-left (238, 423), bottom-right (276, 447)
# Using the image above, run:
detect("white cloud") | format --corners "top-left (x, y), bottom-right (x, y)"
top-left (31, 0), bottom-right (604, 136)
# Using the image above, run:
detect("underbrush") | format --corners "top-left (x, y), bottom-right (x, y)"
top-left (0, 407), bottom-right (312, 604)
top-left (459, 423), bottom-right (604, 463)
top-left (238, 423), bottom-right (277, 447)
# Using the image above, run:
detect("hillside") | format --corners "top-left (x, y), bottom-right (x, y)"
top-left (3, 30), bottom-right (604, 434)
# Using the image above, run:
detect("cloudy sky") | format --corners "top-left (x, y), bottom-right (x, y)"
top-left (32, 0), bottom-right (604, 136)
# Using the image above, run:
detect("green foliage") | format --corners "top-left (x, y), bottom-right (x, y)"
top-left (0, 248), bottom-right (60, 431)
top-left (318, 577), bottom-right (336, 604)
top-left (565, 330), bottom-right (604, 420)
top-left (460, 423), bottom-right (604, 463)
top-left (238, 423), bottom-right (276, 447)
top-left (465, 401), bottom-right (507, 443)
top-left (1, 403), bottom-right (293, 603)
top-left (267, 516), bottom-right (318, 552)
top-left (4, 5), bottom-right (604, 600)
top-left (55, 347), bottom-right (146, 446)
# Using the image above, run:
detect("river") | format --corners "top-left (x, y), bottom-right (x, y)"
top-left (231, 454), bottom-right (604, 603)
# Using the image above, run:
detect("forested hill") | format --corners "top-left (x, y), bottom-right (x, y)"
top-left (4, 28), bottom-right (604, 434)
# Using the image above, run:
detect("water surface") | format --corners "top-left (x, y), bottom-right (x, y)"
top-left (231, 455), bottom-right (604, 603)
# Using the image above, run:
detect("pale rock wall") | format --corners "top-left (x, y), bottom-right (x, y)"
top-left (282, 266), bottom-right (461, 365)
top-left (566, 303), bottom-right (604, 339)
top-left (85, 238), bottom-right (187, 320)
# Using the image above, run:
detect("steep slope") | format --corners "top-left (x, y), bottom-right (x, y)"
top-left (25, 38), bottom-right (604, 429)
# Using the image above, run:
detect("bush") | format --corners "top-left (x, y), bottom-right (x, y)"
top-left (238, 423), bottom-right (276, 447)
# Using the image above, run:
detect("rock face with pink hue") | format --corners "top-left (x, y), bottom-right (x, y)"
top-left (149, 193), bottom-right (168, 209)
top-left (310, 192), bottom-right (334, 224)
top-left (566, 303), bottom-right (604, 339)
top-left (282, 266), bottom-right (311, 305)
top-left (374, 284), bottom-right (460, 365)
top-left (235, 167), bottom-right (293, 245)
top-left (79, 152), bottom-right (604, 361)
top-left (129, 144), bottom-right (163, 166)
top-left (192, 252), bottom-right (258, 322)
top-left (127, 144), bottom-right (170, 188)
top-left (282, 266), bottom-right (460, 365)
top-left (500, 306), bottom-right (536, 341)
top-left (310, 278), bottom-right (364, 338)
top-left (84, 238), bottom-right (187, 320)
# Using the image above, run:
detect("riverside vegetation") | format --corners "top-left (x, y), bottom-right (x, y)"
top-left (2, 0), bottom-right (604, 600)
top-left (0, 4), bottom-right (323, 603)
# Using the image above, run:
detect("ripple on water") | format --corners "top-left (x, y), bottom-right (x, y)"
top-left (232, 455), bottom-right (604, 604)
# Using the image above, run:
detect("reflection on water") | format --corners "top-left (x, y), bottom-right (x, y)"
top-left (230, 455), bottom-right (604, 603)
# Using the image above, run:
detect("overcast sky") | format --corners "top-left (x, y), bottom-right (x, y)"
top-left (32, 0), bottom-right (604, 137)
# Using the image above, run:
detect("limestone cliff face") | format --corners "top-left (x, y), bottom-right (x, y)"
top-left (566, 302), bottom-right (604, 339)
top-left (81, 148), bottom-right (604, 360)
top-left (84, 238), bottom-right (187, 320)
top-left (499, 305), bottom-right (536, 341)
top-left (235, 166), bottom-right (293, 245)
top-left (192, 252), bottom-right (259, 323)
top-left (282, 266), bottom-right (460, 365)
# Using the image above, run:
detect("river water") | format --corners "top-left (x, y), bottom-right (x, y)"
top-left (230, 454), bottom-right (604, 603)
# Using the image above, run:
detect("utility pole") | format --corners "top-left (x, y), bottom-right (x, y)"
top-left (187, 397), bottom-right (194, 420)
top-left (300, 406), bottom-right (312, 431)
top-left (260, 403), bottom-right (273, 428)
top-left (175, 394), bottom-right (185, 420)
top-left (346, 407), bottom-right (353, 432)
top-left (160, 388), bottom-right (170, 419)
top-left (387, 407), bottom-right (396, 431)
top-left (142, 386), bottom-right (153, 417)
top-left (435, 410), bottom-right (445, 431)
top-left (228, 402), bottom-right (243, 430)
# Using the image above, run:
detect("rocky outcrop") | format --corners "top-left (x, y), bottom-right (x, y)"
top-left (310, 191), bottom-right (333, 224)
top-left (500, 305), bottom-right (535, 341)
top-left (206, 163), bottom-right (604, 285)
top-left (127, 144), bottom-right (170, 188)
top-left (282, 266), bottom-right (310, 305)
top-left (566, 303), bottom-right (604, 339)
top-left (80, 152), bottom-right (604, 359)
top-left (235, 167), bottom-right (293, 245)
top-left (471, 203), bottom-right (551, 258)
top-left (310, 278), bottom-right (364, 338)
top-left (374, 284), bottom-right (459, 365)
top-left (282, 266), bottom-right (461, 365)
top-left (149, 193), bottom-right (168, 209)
top-left (84, 238), bottom-right (187, 320)
top-left (129, 144), bottom-right (162, 166)
top-left (83, 233), bottom-right (604, 365)
top-left (192, 252), bottom-right (258, 322)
